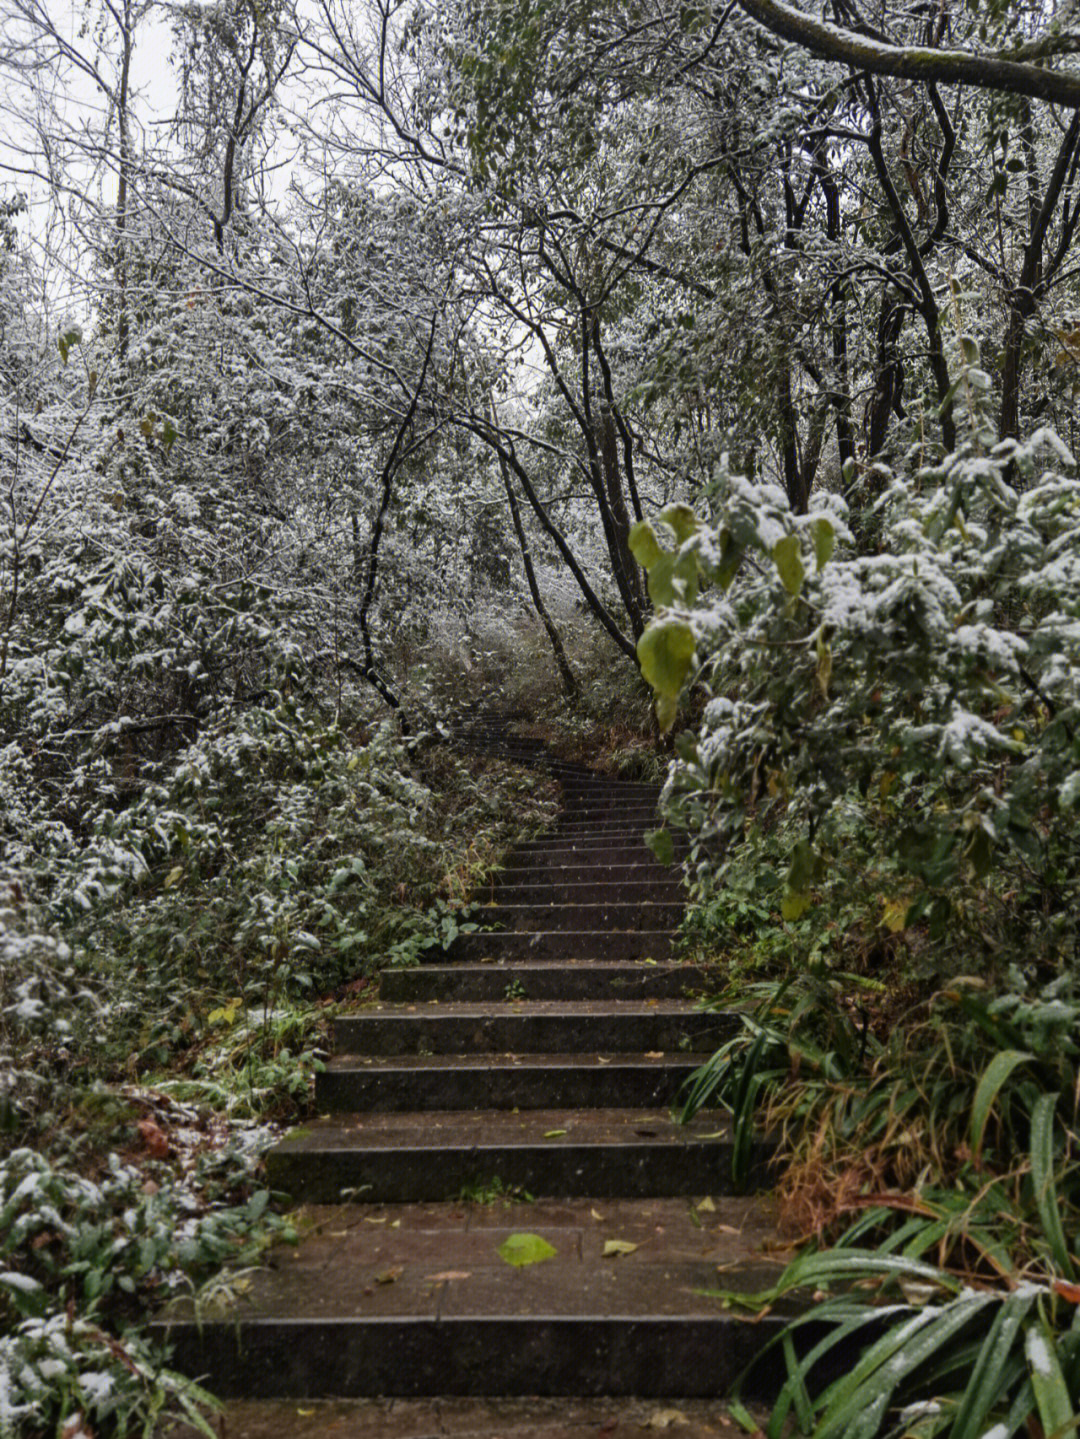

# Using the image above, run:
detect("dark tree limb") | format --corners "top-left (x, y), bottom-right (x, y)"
top-left (489, 399), bottom-right (579, 700)
top-left (459, 417), bottom-right (637, 661)
top-left (354, 306), bottom-right (442, 711)
top-left (738, 0), bottom-right (1080, 109)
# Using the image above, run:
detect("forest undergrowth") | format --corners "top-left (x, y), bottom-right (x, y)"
top-left (638, 345), bottom-right (1080, 1438)
top-left (0, 688), bottom-right (561, 1437)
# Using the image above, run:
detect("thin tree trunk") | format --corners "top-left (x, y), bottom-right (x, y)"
top-left (490, 403), bottom-right (579, 699)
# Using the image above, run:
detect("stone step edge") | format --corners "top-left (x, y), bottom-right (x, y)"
top-left (152, 1313), bottom-right (793, 1400)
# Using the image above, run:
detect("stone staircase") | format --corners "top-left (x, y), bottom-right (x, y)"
top-left (156, 719), bottom-right (787, 1403)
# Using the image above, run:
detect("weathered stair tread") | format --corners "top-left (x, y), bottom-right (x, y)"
top-left (490, 882), bottom-right (685, 902)
top-left (489, 863), bottom-right (686, 882)
top-left (464, 902), bottom-right (685, 932)
top-left (317, 1054), bottom-right (710, 1112)
top-left (377, 960), bottom-right (708, 1003)
top-left (324, 1051), bottom-right (713, 1069)
top-left (341, 998), bottom-right (722, 1017)
top-left (273, 1108), bottom-right (734, 1151)
top-left (153, 1199), bottom-right (793, 1397)
top-left (332, 1002), bottom-right (736, 1057)
top-left (445, 931), bottom-right (675, 961)
top-left (159, 1395), bottom-right (761, 1439)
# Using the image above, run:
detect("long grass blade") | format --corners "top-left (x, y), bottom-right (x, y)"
top-left (970, 1049), bottom-right (1032, 1159)
top-left (814, 1295), bottom-right (995, 1439)
top-left (950, 1289), bottom-right (1037, 1439)
top-left (1031, 1093), bottom-right (1076, 1281)
top-left (1026, 1312), bottom-right (1075, 1439)
top-left (765, 1307), bottom-right (890, 1439)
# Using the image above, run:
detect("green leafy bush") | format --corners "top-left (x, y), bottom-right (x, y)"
top-left (636, 342), bottom-right (1080, 982)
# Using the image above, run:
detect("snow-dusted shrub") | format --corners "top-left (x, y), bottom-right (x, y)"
top-left (634, 343), bottom-right (1080, 976)
top-left (0, 891), bottom-right (100, 1134)
top-left (0, 1146), bottom-right (292, 1436)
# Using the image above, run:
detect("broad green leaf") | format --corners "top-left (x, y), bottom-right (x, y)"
top-left (628, 520), bottom-right (663, 570)
top-left (1025, 1316), bottom-right (1073, 1439)
top-left (58, 327), bottom-right (81, 365)
top-left (786, 839), bottom-right (818, 892)
top-left (645, 828), bottom-right (674, 865)
top-left (951, 1291), bottom-right (1036, 1439)
top-left (811, 517), bottom-right (836, 570)
top-left (780, 892), bottom-right (811, 921)
top-left (646, 550), bottom-right (698, 608)
top-left (672, 549), bottom-right (700, 606)
top-left (654, 693), bottom-right (678, 734)
top-left (647, 551), bottom-right (677, 607)
top-left (658, 503), bottom-right (698, 543)
top-left (773, 535), bottom-right (805, 596)
top-left (497, 1232), bottom-right (556, 1267)
top-left (162, 419), bottom-right (178, 453)
top-left (970, 1050), bottom-right (1032, 1159)
top-left (637, 619), bottom-right (695, 699)
top-left (1031, 1094), bottom-right (1076, 1280)
top-left (715, 530), bottom-right (744, 590)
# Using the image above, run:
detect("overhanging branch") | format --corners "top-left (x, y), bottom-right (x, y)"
top-left (738, 0), bottom-right (1080, 109)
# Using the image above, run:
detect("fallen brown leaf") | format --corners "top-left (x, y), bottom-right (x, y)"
top-left (136, 1119), bottom-right (170, 1159)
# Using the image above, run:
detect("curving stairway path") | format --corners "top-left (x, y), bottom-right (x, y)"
top-left (157, 720), bottom-right (787, 1407)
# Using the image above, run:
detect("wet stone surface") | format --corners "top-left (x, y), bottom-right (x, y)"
top-left (159, 1197), bottom-right (789, 1324)
top-left (162, 1395), bottom-right (763, 1438)
top-left (160, 744), bottom-right (791, 1402)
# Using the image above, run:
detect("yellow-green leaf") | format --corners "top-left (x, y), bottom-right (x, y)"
top-left (655, 693), bottom-right (678, 734)
top-left (781, 892), bottom-right (812, 921)
top-left (497, 1233), bottom-right (556, 1267)
top-left (645, 828), bottom-right (674, 865)
top-left (629, 520), bottom-right (663, 570)
top-left (811, 516), bottom-right (836, 571)
top-left (773, 535), bottom-right (805, 596)
top-left (647, 551), bottom-right (677, 608)
top-left (637, 619), bottom-right (695, 699)
top-left (602, 1239), bottom-right (639, 1257)
top-left (881, 896), bottom-right (909, 934)
top-left (658, 503), bottom-right (698, 544)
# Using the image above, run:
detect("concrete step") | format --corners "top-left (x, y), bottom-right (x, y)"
top-left (485, 880), bottom-right (684, 905)
top-left (444, 931), bottom-right (675, 962)
top-left (264, 1109), bottom-right (771, 1203)
top-left (153, 1197), bottom-right (792, 1399)
top-left (521, 825), bottom-right (672, 839)
top-left (317, 1052), bottom-right (709, 1112)
top-left (508, 842), bottom-right (684, 862)
top-left (378, 961), bottom-right (708, 1003)
top-left (467, 902), bottom-right (683, 934)
top-left (334, 1001), bottom-right (732, 1056)
top-left (551, 819), bottom-right (662, 834)
top-left (491, 861), bottom-right (685, 885)
top-left (552, 805), bottom-right (664, 817)
top-left (157, 1395), bottom-right (770, 1437)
